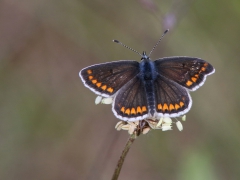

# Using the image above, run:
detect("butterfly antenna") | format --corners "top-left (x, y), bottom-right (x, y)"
top-left (113, 40), bottom-right (142, 57)
top-left (148, 29), bottom-right (169, 57)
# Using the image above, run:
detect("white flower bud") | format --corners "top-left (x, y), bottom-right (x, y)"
top-left (95, 96), bottom-right (102, 105)
top-left (101, 97), bottom-right (113, 104)
top-left (181, 115), bottom-right (186, 121)
top-left (162, 117), bottom-right (172, 123)
top-left (176, 121), bottom-right (183, 131)
top-left (115, 121), bottom-right (124, 131)
top-left (121, 124), bottom-right (130, 130)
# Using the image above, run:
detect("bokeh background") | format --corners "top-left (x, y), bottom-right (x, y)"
top-left (0, 0), bottom-right (239, 179)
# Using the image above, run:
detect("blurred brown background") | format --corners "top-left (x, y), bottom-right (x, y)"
top-left (0, 0), bottom-right (239, 180)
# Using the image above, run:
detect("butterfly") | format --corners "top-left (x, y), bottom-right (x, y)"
top-left (79, 30), bottom-right (215, 121)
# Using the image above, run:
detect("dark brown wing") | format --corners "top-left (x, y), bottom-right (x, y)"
top-left (154, 74), bottom-right (192, 118)
top-left (154, 57), bottom-right (215, 91)
top-left (80, 60), bottom-right (140, 97)
top-left (113, 76), bottom-right (149, 121)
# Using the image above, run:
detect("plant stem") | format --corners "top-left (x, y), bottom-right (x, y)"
top-left (111, 134), bottom-right (137, 180)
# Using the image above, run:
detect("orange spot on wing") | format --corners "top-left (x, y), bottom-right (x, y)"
top-left (125, 108), bottom-right (130, 115)
top-left (186, 80), bottom-right (193, 86)
top-left (203, 63), bottom-right (208, 67)
top-left (191, 77), bottom-right (197, 82)
top-left (180, 101), bottom-right (184, 107)
top-left (175, 104), bottom-right (180, 110)
top-left (88, 76), bottom-right (93, 80)
top-left (137, 106), bottom-right (142, 114)
top-left (120, 107), bottom-right (125, 113)
top-left (96, 82), bottom-right (102, 87)
top-left (201, 67), bottom-right (206, 71)
top-left (87, 70), bottom-right (92, 74)
top-left (142, 106), bottom-right (147, 112)
top-left (92, 79), bottom-right (97, 84)
top-left (195, 74), bottom-right (199, 78)
top-left (169, 104), bottom-right (174, 111)
top-left (158, 104), bottom-right (162, 110)
top-left (131, 108), bottom-right (136, 115)
top-left (163, 103), bottom-right (168, 111)
top-left (101, 85), bottom-right (107, 90)
top-left (107, 87), bottom-right (113, 93)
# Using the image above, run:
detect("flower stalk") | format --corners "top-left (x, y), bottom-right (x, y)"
top-left (111, 134), bottom-right (137, 180)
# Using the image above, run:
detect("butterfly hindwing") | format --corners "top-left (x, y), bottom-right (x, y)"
top-left (154, 74), bottom-right (192, 117)
top-left (80, 60), bottom-right (139, 97)
top-left (154, 57), bottom-right (215, 91)
top-left (113, 76), bottom-right (149, 121)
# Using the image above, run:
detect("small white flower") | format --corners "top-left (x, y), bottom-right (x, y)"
top-left (160, 117), bottom-right (173, 131)
top-left (147, 117), bottom-right (173, 131)
top-left (162, 124), bottom-right (172, 131)
top-left (114, 115), bottom-right (187, 135)
top-left (114, 121), bottom-right (139, 135)
top-left (95, 96), bottom-right (102, 105)
top-left (101, 97), bottom-right (113, 104)
top-left (162, 117), bottom-right (172, 123)
top-left (176, 121), bottom-right (183, 131)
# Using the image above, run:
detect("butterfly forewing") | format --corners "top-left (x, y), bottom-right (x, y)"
top-left (154, 74), bottom-right (192, 117)
top-left (154, 57), bottom-right (215, 91)
top-left (113, 76), bottom-right (149, 121)
top-left (80, 60), bottom-right (139, 97)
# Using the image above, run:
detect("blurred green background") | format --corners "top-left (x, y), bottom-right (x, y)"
top-left (0, 0), bottom-right (239, 179)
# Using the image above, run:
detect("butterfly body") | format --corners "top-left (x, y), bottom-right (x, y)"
top-left (80, 52), bottom-right (214, 121)
top-left (138, 53), bottom-right (157, 117)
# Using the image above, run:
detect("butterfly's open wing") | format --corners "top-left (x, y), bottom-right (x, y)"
top-left (154, 74), bottom-right (192, 117)
top-left (113, 76), bottom-right (149, 121)
top-left (80, 60), bottom-right (139, 97)
top-left (154, 57), bottom-right (215, 91)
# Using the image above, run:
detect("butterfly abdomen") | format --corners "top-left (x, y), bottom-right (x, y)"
top-left (140, 59), bottom-right (157, 116)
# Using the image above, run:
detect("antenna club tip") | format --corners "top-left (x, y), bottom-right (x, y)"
top-left (113, 40), bottom-right (119, 43)
top-left (164, 29), bottom-right (169, 34)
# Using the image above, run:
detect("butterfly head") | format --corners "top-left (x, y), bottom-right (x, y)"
top-left (141, 51), bottom-right (150, 61)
